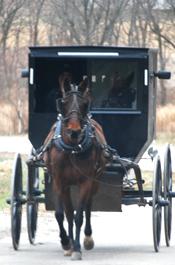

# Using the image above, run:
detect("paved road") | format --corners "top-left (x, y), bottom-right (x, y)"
top-left (1, 204), bottom-right (175, 265)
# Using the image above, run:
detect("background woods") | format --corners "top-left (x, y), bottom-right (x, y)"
top-left (0, 0), bottom-right (175, 134)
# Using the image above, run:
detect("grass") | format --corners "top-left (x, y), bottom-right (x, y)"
top-left (156, 132), bottom-right (175, 145)
top-left (142, 170), bottom-right (175, 190)
top-left (157, 104), bottom-right (175, 134)
top-left (0, 153), bottom-right (28, 210)
top-left (0, 153), bottom-right (46, 210)
top-left (0, 154), bottom-right (13, 209)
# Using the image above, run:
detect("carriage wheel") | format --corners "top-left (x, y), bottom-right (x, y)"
top-left (11, 153), bottom-right (23, 250)
top-left (27, 163), bottom-right (39, 244)
top-left (152, 155), bottom-right (162, 252)
top-left (163, 144), bottom-right (172, 247)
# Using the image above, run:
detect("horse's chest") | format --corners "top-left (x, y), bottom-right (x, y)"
top-left (59, 155), bottom-right (94, 184)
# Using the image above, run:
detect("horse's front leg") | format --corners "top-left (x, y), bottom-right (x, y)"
top-left (72, 202), bottom-right (84, 260)
top-left (55, 194), bottom-right (71, 252)
top-left (71, 183), bottom-right (89, 260)
top-left (62, 188), bottom-right (74, 256)
top-left (72, 182), bottom-right (95, 260)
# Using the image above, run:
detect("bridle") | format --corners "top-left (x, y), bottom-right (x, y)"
top-left (56, 90), bottom-right (91, 125)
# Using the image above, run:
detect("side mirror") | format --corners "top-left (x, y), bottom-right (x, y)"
top-left (154, 71), bottom-right (171, 79)
top-left (21, 68), bottom-right (29, 78)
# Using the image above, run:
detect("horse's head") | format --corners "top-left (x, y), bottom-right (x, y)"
top-left (58, 76), bottom-right (91, 144)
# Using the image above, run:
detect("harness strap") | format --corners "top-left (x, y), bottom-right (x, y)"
top-left (53, 120), bottom-right (94, 154)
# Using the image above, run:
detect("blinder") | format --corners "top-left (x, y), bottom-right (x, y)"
top-left (56, 98), bottom-right (64, 113)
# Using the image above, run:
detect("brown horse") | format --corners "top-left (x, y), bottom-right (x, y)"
top-left (43, 77), bottom-right (108, 260)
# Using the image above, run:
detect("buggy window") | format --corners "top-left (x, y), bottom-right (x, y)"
top-left (32, 58), bottom-right (139, 113)
top-left (89, 59), bottom-right (137, 110)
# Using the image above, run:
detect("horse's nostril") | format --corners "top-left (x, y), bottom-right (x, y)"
top-left (71, 130), bottom-right (81, 139)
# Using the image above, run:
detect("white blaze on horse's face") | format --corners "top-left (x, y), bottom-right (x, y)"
top-left (63, 89), bottom-right (84, 143)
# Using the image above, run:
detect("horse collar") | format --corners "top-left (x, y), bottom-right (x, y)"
top-left (53, 119), bottom-right (94, 154)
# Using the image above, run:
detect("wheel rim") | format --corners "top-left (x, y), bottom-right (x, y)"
top-left (11, 153), bottom-right (23, 250)
top-left (27, 202), bottom-right (38, 242)
top-left (153, 156), bottom-right (162, 252)
top-left (11, 202), bottom-right (22, 249)
top-left (164, 146), bottom-right (172, 246)
top-left (27, 164), bottom-right (39, 244)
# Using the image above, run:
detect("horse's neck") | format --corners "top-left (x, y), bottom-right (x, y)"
top-left (91, 119), bottom-right (107, 146)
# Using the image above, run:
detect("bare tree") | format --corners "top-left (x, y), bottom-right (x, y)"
top-left (147, 0), bottom-right (175, 50)
top-left (49, 0), bottom-right (129, 45)
top-left (0, 0), bottom-right (25, 100)
top-left (0, 0), bottom-right (24, 52)
top-left (23, 0), bottom-right (45, 45)
top-left (141, 0), bottom-right (171, 105)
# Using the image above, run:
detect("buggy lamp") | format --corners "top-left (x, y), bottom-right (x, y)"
top-left (57, 52), bottom-right (119, 57)
top-left (153, 71), bottom-right (171, 79)
top-left (21, 68), bottom-right (29, 78)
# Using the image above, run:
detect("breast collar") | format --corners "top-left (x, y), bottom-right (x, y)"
top-left (53, 119), bottom-right (94, 154)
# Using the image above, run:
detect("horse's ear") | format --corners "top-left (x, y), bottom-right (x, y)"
top-left (78, 77), bottom-right (90, 96)
top-left (59, 73), bottom-right (71, 97)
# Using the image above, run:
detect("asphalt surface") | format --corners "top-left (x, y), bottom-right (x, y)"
top-left (1, 204), bottom-right (175, 265)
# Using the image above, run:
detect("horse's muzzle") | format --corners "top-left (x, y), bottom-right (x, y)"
top-left (70, 130), bottom-right (81, 140)
top-left (66, 129), bottom-right (82, 142)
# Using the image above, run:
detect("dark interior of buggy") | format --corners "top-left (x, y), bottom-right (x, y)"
top-left (33, 58), bottom-right (140, 113)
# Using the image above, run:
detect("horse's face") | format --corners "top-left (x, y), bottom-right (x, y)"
top-left (59, 78), bottom-right (91, 144)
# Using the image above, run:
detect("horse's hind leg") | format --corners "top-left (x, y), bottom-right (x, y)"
top-left (84, 200), bottom-right (94, 250)
top-left (55, 196), bottom-right (71, 252)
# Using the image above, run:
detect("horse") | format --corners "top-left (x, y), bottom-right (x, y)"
top-left (43, 76), bottom-right (108, 260)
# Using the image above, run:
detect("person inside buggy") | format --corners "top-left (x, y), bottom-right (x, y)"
top-left (100, 71), bottom-right (136, 108)
top-left (90, 61), bottom-right (137, 110)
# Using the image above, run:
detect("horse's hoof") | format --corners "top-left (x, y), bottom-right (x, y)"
top-left (84, 236), bottom-right (94, 250)
top-left (62, 242), bottom-right (71, 251)
top-left (71, 251), bottom-right (82, 260)
top-left (64, 249), bottom-right (73, 257)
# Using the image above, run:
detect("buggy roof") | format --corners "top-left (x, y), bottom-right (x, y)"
top-left (29, 45), bottom-right (153, 59)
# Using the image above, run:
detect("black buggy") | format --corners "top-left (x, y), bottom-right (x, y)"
top-left (8, 46), bottom-right (174, 252)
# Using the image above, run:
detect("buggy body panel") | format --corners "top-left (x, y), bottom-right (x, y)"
top-left (28, 46), bottom-right (157, 161)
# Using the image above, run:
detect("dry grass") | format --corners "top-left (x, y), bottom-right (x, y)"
top-left (0, 154), bottom-right (13, 208)
top-left (0, 103), bottom-right (17, 134)
top-left (157, 104), bottom-right (175, 133)
top-left (156, 104), bottom-right (175, 144)
top-left (0, 100), bottom-right (28, 135)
